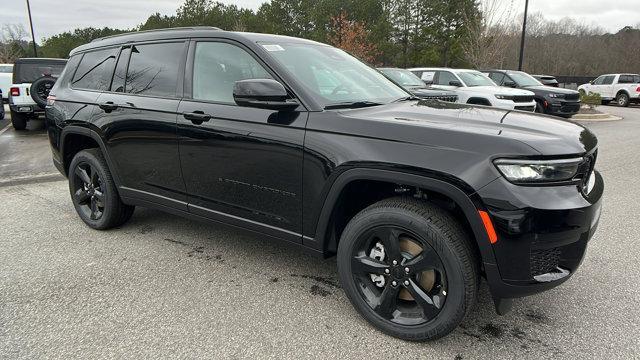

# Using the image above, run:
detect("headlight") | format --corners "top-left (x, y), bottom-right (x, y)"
top-left (495, 95), bottom-right (514, 100)
top-left (494, 158), bottom-right (583, 183)
top-left (548, 93), bottom-right (565, 98)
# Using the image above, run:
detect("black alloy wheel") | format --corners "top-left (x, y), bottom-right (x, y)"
top-left (338, 197), bottom-right (479, 341)
top-left (72, 161), bottom-right (105, 221)
top-left (69, 149), bottom-right (135, 229)
top-left (350, 226), bottom-right (448, 325)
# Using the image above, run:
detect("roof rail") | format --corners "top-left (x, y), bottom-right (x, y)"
top-left (91, 26), bottom-right (222, 43)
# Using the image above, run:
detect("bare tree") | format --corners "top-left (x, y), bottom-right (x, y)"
top-left (0, 24), bottom-right (29, 63)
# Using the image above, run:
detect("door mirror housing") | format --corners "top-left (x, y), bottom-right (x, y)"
top-left (233, 79), bottom-right (299, 111)
top-left (503, 81), bottom-right (517, 88)
top-left (449, 80), bottom-right (462, 87)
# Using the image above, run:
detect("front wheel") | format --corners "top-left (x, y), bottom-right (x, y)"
top-left (337, 197), bottom-right (479, 341)
top-left (616, 92), bottom-right (630, 107)
top-left (69, 148), bottom-right (135, 230)
top-left (535, 100), bottom-right (545, 113)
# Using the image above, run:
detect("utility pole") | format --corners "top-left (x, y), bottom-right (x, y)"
top-left (518, 0), bottom-right (529, 71)
top-left (26, 0), bottom-right (38, 57)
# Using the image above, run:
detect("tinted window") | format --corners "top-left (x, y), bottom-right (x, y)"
top-left (592, 76), bottom-right (605, 85)
top-left (0, 65), bottom-right (12, 73)
top-left (602, 76), bottom-right (615, 85)
top-left (55, 54), bottom-right (82, 87)
top-left (488, 72), bottom-right (505, 85)
top-left (193, 42), bottom-right (272, 103)
top-left (72, 48), bottom-right (118, 91)
top-left (125, 42), bottom-right (184, 97)
top-left (435, 71), bottom-right (458, 86)
top-left (111, 47), bottom-right (131, 93)
top-left (618, 75), bottom-right (640, 84)
top-left (13, 61), bottom-right (66, 83)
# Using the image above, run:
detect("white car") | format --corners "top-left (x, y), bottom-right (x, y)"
top-left (578, 73), bottom-right (640, 107)
top-left (0, 63), bottom-right (13, 102)
top-left (408, 67), bottom-right (537, 112)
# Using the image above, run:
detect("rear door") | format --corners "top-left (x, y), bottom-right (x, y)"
top-left (177, 40), bottom-right (307, 242)
top-left (92, 41), bottom-right (189, 209)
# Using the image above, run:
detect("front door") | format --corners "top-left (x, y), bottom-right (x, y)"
top-left (178, 40), bottom-right (307, 242)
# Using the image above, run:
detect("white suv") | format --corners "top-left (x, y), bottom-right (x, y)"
top-left (408, 67), bottom-right (537, 112)
top-left (578, 74), bottom-right (640, 107)
top-left (0, 64), bottom-right (13, 102)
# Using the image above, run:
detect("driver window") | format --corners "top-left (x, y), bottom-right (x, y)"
top-left (488, 72), bottom-right (505, 85)
top-left (435, 71), bottom-right (457, 86)
top-left (592, 76), bottom-right (605, 85)
top-left (193, 42), bottom-right (273, 103)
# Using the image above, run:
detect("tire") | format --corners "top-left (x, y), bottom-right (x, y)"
top-left (10, 110), bottom-right (27, 130)
top-left (616, 92), bottom-right (630, 107)
top-left (535, 100), bottom-right (545, 113)
top-left (30, 76), bottom-right (57, 108)
top-left (69, 148), bottom-right (135, 230)
top-left (337, 197), bottom-right (479, 341)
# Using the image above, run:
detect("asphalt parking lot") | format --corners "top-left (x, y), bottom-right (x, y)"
top-left (1, 104), bottom-right (639, 359)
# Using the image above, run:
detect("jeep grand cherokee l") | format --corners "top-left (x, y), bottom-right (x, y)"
top-left (484, 70), bottom-right (581, 118)
top-left (47, 27), bottom-right (603, 341)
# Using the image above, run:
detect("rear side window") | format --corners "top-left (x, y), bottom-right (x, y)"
top-left (55, 54), bottom-right (82, 87)
top-left (618, 75), bottom-right (640, 84)
top-left (0, 65), bottom-right (12, 73)
top-left (72, 48), bottom-right (118, 91)
top-left (125, 42), bottom-right (184, 97)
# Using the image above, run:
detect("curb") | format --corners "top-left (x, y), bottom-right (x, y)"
top-left (571, 114), bottom-right (623, 122)
top-left (0, 173), bottom-right (65, 188)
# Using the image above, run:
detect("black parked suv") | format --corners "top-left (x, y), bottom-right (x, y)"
top-left (47, 27), bottom-right (603, 341)
top-left (484, 70), bottom-right (581, 118)
top-left (378, 67), bottom-right (458, 102)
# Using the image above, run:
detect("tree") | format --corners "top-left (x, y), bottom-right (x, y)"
top-left (0, 24), bottom-right (29, 63)
top-left (327, 11), bottom-right (379, 63)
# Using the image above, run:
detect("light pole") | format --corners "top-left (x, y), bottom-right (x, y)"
top-left (26, 0), bottom-right (38, 57)
top-left (518, 0), bottom-right (529, 71)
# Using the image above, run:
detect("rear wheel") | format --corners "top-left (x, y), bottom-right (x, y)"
top-left (616, 92), bottom-right (630, 107)
top-left (69, 148), bottom-right (134, 230)
top-left (337, 197), bottom-right (479, 341)
top-left (10, 110), bottom-right (27, 130)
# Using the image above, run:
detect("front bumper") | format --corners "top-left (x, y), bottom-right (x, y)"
top-left (492, 99), bottom-right (536, 112)
top-left (546, 100), bottom-right (581, 116)
top-left (477, 170), bottom-right (603, 298)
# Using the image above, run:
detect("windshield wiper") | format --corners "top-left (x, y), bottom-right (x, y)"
top-left (392, 95), bottom-right (420, 102)
top-left (324, 101), bottom-right (384, 110)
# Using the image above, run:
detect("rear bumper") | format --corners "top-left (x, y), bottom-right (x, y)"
top-left (10, 104), bottom-right (44, 114)
top-left (477, 170), bottom-right (603, 299)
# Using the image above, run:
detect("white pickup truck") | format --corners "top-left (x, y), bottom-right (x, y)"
top-left (408, 67), bottom-right (537, 112)
top-left (8, 57), bottom-right (67, 130)
top-left (578, 73), bottom-right (640, 107)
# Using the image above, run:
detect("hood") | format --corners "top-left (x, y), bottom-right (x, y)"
top-left (523, 85), bottom-right (579, 95)
top-left (461, 86), bottom-right (534, 96)
top-left (339, 100), bottom-right (596, 156)
top-left (410, 87), bottom-right (456, 97)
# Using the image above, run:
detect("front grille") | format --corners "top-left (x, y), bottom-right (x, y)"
top-left (419, 95), bottom-right (458, 102)
top-left (561, 103), bottom-right (580, 113)
top-left (565, 93), bottom-right (580, 101)
top-left (515, 105), bottom-right (535, 111)
top-left (512, 95), bottom-right (534, 103)
top-left (530, 248), bottom-right (561, 276)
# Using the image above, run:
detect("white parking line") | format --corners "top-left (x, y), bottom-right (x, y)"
top-left (0, 123), bottom-right (12, 136)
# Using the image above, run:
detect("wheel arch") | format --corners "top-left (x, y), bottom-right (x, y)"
top-left (466, 97), bottom-right (492, 106)
top-left (308, 168), bottom-right (497, 267)
top-left (616, 89), bottom-right (630, 98)
top-left (60, 126), bottom-right (122, 188)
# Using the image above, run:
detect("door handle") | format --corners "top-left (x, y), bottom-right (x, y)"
top-left (183, 111), bottom-right (212, 125)
top-left (98, 101), bottom-right (118, 113)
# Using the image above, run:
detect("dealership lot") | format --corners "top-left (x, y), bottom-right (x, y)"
top-left (1, 106), bottom-right (639, 359)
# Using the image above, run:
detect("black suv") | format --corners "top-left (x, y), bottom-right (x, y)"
top-left (484, 70), bottom-right (581, 118)
top-left (47, 27), bottom-right (603, 341)
top-left (378, 67), bottom-right (458, 102)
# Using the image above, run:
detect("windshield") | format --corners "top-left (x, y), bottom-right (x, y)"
top-left (379, 68), bottom-right (425, 87)
top-left (13, 61), bottom-right (66, 83)
top-left (262, 43), bottom-right (407, 108)
top-left (457, 71), bottom-right (496, 87)
top-left (507, 71), bottom-right (542, 87)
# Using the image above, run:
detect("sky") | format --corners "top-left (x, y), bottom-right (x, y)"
top-left (1, 0), bottom-right (638, 42)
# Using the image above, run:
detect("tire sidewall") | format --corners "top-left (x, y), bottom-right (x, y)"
top-left (617, 93), bottom-right (629, 107)
top-left (30, 76), bottom-right (56, 108)
top-left (68, 150), bottom-right (117, 229)
top-left (337, 206), bottom-right (469, 340)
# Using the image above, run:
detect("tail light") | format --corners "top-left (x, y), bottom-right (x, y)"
top-left (636, 86), bottom-right (640, 93)
top-left (10, 87), bottom-right (20, 97)
top-left (46, 95), bottom-right (56, 106)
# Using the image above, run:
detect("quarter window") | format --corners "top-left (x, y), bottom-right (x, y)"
top-left (125, 42), bottom-right (184, 97)
top-left (192, 42), bottom-right (273, 103)
top-left (72, 48), bottom-right (118, 91)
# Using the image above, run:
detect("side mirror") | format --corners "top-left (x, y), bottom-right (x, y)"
top-left (449, 80), bottom-right (462, 87)
top-left (233, 79), bottom-right (298, 111)
top-left (504, 81), bottom-right (517, 88)
top-left (589, 80), bottom-right (593, 84)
